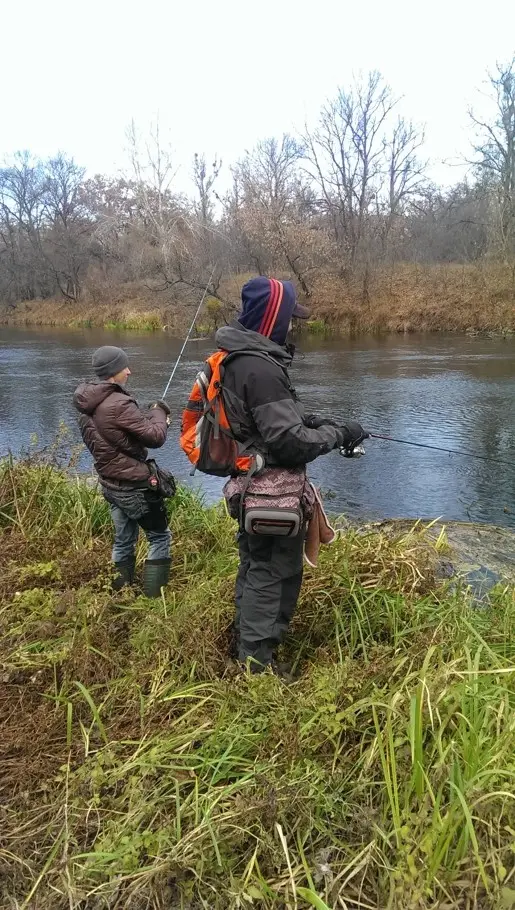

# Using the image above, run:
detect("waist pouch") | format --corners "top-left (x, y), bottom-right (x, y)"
top-left (102, 485), bottom-right (152, 521)
top-left (101, 461), bottom-right (176, 513)
top-left (102, 485), bottom-right (169, 533)
top-left (224, 467), bottom-right (315, 537)
top-left (146, 459), bottom-right (176, 498)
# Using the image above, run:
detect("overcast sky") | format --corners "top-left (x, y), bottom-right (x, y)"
top-left (3, 0), bottom-right (515, 194)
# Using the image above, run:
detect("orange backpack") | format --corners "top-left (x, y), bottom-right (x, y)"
top-left (181, 350), bottom-right (264, 477)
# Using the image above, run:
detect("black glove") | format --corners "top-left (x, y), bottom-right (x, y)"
top-left (149, 399), bottom-right (171, 416)
top-left (335, 420), bottom-right (369, 452)
top-left (304, 413), bottom-right (340, 430)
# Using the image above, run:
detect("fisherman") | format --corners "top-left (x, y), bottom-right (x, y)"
top-left (73, 345), bottom-right (173, 597)
top-left (211, 276), bottom-right (368, 672)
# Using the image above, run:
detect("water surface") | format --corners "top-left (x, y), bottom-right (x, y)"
top-left (1, 327), bottom-right (514, 528)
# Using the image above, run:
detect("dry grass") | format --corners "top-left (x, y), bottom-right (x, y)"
top-left (1, 263), bottom-right (514, 336)
top-left (311, 262), bottom-right (515, 334)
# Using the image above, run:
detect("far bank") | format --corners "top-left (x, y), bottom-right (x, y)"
top-left (1, 263), bottom-right (514, 336)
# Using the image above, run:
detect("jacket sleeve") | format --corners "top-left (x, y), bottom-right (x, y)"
top-left (115, 398), bottom-right (168, 448)
top-left (245, 363), bottom-right (340, 466)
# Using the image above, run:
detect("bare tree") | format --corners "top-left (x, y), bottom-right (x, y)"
top-left (126, 118), bottom-right (187, 278)
top-left (400, 182), bottom-right (489, 263)
top-left (125, 121), bottom-right (226, 307)
top-left (238, 135), bottom-right (303, 209)
top-left (192, 152), bottom-right (221, 225)
top-left (470, 57), bottom-right (515, 265)
top-left (303, 72), bottom-right (397, 272)
top-left (0, 152), bottom-right (51, 300)
top-left (379, 118), bottom-right (427, 255)
top-left (42, 153), bottom-right (89, 300)
top-left (226, 135), bottom-right (329, 295)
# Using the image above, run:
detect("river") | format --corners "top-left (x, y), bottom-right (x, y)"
top-left (0, 326), bottom-right (514, 529)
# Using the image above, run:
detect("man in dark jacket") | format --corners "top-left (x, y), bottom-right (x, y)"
top-left (216, 276), bottom-right (368, 672)
top-left (73, 345), bottom-right (172, 597)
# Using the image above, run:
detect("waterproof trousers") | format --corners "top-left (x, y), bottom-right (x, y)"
top-left (234, 528), bottom-right (305, 671)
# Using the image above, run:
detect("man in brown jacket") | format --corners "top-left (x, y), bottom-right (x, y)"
top-left (73, 345), bottom-right (172, 596)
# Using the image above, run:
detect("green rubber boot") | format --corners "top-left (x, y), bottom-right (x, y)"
top-left (112, 557), bottom-right (136, 591)
top-left (143, 558), bottom-right (171, 598)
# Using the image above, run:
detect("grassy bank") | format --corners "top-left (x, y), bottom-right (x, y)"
top-left (1, 455), bottom-right (515, 909)
top-left (1, 263), bottom-right (514, 336)
top-left (307, 263), bottom-right (515, 336)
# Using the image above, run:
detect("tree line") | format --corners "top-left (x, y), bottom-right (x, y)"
top-left (1, 60), bottom-right (514, 309)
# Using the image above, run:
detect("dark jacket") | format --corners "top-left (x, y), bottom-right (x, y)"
top-left (73, 380), bottom-right (167, 486)
top-left (215, 322), bottom-right (340, 467)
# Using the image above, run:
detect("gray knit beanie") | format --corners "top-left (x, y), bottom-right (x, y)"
top-left (92, 346), bottom-right (129, 379)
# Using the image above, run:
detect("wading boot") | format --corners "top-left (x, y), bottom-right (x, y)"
top-left (112, 557), bottom-right (135, 591)
top-left (143, 558), bottom-right (171, 598)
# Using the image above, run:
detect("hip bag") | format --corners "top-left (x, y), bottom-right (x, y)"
top-left (146, 459), bottom-right (176, 498)
top-left (224, 467), bottom-right (314, 537)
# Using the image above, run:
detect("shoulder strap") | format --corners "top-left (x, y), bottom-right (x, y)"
top-left (219, 349), bottom-right (291, 387)
top-left (221, 349), bottom-right (285, 368)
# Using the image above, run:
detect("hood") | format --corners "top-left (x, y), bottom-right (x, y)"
top-left (215, 321), bottom-right (293, 366)
top-left (238, 276), bottom-right (297, 345)
top-left (73, 380), bottom-right (123, 415)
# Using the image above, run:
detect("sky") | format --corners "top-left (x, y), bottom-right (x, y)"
top-left (3, 0), bottom-right (515, 196)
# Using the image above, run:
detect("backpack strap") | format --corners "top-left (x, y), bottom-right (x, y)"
top-left (220, 349), bottom-right (287, 374)
top-left (199, 349), bottom-right (275, 450)
top-left (213, 395), bottom-right (221, 440)
top-left (216, 348), bottom-right (285, 448)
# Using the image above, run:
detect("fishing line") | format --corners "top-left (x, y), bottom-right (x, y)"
top-left (162, 265), bottom-right (216, 399)
top-left (368, 433), bottom-right (514, 468)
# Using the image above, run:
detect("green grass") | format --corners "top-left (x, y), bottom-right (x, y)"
top-left (103, 313), bottom-right (162, 332)
top-left (192, 322), bottom-right (212, 337)
top-left (1, 454), bottom-right (515, 908)
top-left (305, 318), bottom-right (329, 335)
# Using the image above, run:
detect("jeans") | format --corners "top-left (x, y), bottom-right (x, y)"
top-left (110, 503), bottom-right (171, 562)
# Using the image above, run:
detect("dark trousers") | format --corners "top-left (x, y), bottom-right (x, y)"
top-left (234, 528), bottom-right (305, 670)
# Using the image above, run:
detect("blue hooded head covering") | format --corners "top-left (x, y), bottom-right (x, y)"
top-left (237, 276), bottom-right (309, 345)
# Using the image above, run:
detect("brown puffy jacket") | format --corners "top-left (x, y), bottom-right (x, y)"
top-left (73, 380), bottom-right (168, 486)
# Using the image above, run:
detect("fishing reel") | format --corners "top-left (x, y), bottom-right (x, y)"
top-left (339, 444), bottom-right (366, 459)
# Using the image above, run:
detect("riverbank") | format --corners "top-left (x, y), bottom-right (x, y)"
top-left (2, 456), bottom-right (515, 909)
top-left (1, 263), bottom-right (514, 336)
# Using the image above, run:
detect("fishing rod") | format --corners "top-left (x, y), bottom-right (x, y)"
top-left (161, 265), bottom-right (216, 399)
top-left (347, 432), bottom-right (513, 468)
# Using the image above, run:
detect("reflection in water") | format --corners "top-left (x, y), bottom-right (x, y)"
top-left (0, 327), bottom-right (514, 528)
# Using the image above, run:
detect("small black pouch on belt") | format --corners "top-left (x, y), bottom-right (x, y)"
top-left (146, 459), bottom-right (176, 498)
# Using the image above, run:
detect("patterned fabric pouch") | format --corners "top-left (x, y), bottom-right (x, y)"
top-left (224, 467), bottom-right (315, 536)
